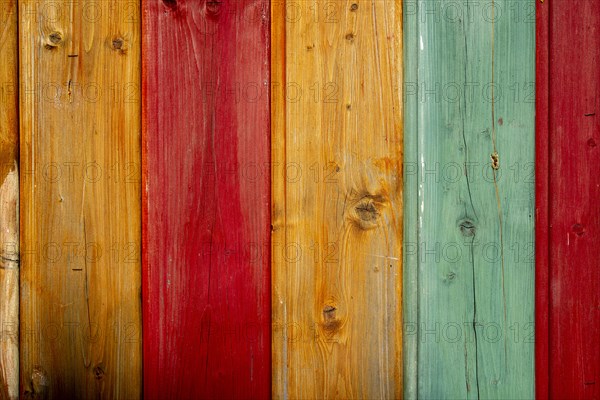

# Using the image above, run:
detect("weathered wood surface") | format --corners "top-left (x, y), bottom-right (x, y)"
top-left (272, 0), bottom-right (403, 397)
top-left (403, 0), bottom-right (535, 397)
top-left (536, 1), bottom-right (600, 398)
top-left (19, 0), bottom-right (142, 397)
top-left (0, 1), bottom-right (19, 398)
top-left (142, 0), bottom-right (271, 398)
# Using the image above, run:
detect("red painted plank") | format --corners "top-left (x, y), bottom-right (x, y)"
top-left (536, 2), bottom-right (600, 398)
top-left (142, 1), bottom-right (271, 398)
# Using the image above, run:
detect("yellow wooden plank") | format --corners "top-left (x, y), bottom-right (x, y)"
top-left (19, 1), bottom-right (141, 397)
top-left (272, 1), bottom-right (403, 397)
top-left (0, 1), bottom-right (19, 398)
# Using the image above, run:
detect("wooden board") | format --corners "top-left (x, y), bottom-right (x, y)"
top-left (19, 0), bottom-right (142, 397)
top-left (272, 1), bottom-right (403, 397)
top-left (142, 1), bottom-right (271, 398)
top-left (536, 1), bottom-right (600, 398)
top-left (0, 0), bottom-right (19, 398)
top-left (403, 0), bottom-right (535, 397)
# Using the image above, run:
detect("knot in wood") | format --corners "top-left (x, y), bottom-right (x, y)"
top-left (93, 364), bottom-right (105, 380)
top-left (162, 0), bottom-right (177, 10)
top-left (459, 220), bottom-right (476, 236)
top-left (572, 223), bottom-right (585, 236)
top-left (206, 1), bottom-right (222, 16)
top-left (356, 201), bottom-right (378, 222)
top-left (112, 37), bottom-right (124, 50)
top-left (349, 194), bottom-right (385, 230)
top-left (29, 366), bottom-right (49, 396)
top-left (45, 32), bottom-right (63, 49)
top-left (491, 151), bottom-right (500, 170)
top-left (49, 32), bottom-right (62, 44)
top-left (323, 305), bottom-right (336, 315)
top-left (322, 305), bottom-right (341, 332)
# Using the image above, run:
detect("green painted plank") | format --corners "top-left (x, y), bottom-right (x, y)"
top-left (403, 1), bottom-right (535, 398)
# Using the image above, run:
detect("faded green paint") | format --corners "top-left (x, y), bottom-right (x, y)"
top-left (403, 0), bottom-right (535, 398)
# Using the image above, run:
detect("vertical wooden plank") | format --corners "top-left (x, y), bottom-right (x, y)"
top-left (272, 1), bottom-right (403, 397)
top-left (534, 0), bottom-right (549, 398)
top-left (402, 0), bottom-right (418, 397)
top-left (537, 1), bottom-right (600, 398)
top-left (19, 0), bottom-right (142, 398)
top-left (142, 0), bottom-right (271, 398)
top-left (404, 0), bottom-right (535, 397)
top-left (271, 1), bottom-right (286, 396)
top-left (0, 1), bottom-right (19, 398)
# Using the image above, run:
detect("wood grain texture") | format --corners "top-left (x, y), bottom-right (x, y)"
top-left (0, 1), bottom-right (19, 398)
top-left (404, 0), bottom-right (535, 397)
top-left (535, 0), bottom-right (549, 398)
top-left (537, 1), bottom-right (600, 398)
top-left (401, 1), bottom-right (417, 396)
top-left (19, 0), bottom-right (142, 398)
top-left (272, 1), bottom-right (403, 398)
top-left (142, 0), bottom-right (271, 398)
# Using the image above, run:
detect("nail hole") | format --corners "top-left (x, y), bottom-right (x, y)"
top-left (345, 33), bottom-right (355, 42)
top-left (350, 3), bottom-right (358, 11)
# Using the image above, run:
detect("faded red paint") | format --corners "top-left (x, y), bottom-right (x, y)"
top-left (142, 0), bottom-right (271, 398)
top-left (536, 1), bottom-right (600, 398)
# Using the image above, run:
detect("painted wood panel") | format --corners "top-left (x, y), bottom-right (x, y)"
top-left (19, 0), bottom-right (142, 397)
top-left (536, 1), bottom-right (600, 398)
top-left (0, 1), bottom-right (19, 398)
top-left (403, 0), bottom-right (535, 397)
top-left (142, 0), bottom-right (271, 398)
top-left (272, 1), bottom-right (403, 397)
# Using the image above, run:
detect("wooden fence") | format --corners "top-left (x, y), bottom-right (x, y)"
top-left (0, 0), bottom-right (597, 399)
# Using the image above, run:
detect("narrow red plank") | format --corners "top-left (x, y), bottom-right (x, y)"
top-left (142, 1), bottom-right (271, 398)
top-left (536, 1), bottom-right (600, 398)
